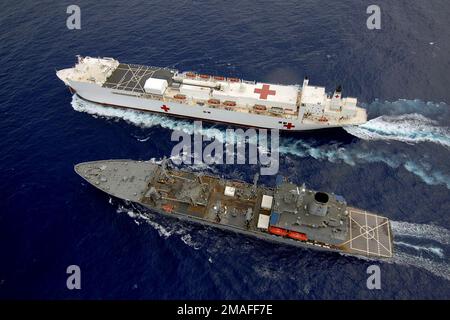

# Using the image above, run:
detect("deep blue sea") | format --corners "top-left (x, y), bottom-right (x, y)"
top-left (1, 0), bottom-right (449, 299)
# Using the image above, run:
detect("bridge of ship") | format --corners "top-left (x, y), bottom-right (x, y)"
top-left (339, 207), bottom-right (393, 258)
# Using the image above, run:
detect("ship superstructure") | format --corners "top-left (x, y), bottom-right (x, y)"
top-left (75, 159), bottom-right (393, 259)
top-left (57, 56), bottom-right (367, 131)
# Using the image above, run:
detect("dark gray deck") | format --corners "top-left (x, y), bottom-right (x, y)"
top-left (103, 63), bottom-right (176, 93)
top-left (271, 182), bottom-right (348, 245)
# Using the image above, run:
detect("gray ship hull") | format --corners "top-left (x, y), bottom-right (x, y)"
top-left (138, 202), bottom-right (341, 255)
top-left (75, 160), bottom-right (393, 259)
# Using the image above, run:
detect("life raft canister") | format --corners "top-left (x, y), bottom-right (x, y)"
top-left (174, 94), bottom-right (186, 100)
top-left (253, 104), bottom-right (267, 111)
top-left (223, 101), bottom-right (236, 107)
top-left (227, 77), bottom-right (240, 82)
top-left (268, 226), bottom-right (288, 237)
top-left (162, 204), bottom-right (174, 213)
top-left (207, 98), bottom-right (220, 105)
top-left (287, 231), bottom-right (308, 241)
top-left (213, 76), bottom-right (225, 81)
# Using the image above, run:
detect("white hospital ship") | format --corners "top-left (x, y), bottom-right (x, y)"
top-left (57, 56), bottom-right (367, 131)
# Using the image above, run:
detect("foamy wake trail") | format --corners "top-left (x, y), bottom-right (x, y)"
top-left (390, 220), bottom-right (450, 280)
top-left (279, 139), bottom-right (450, 189)
top-left (115, 204), bottom-right (202, 249)
top-left (391, 220), bottom-right (450, 245)
top-left (72, 95), bottom-right (450, 189)
top-left (395, 241), bottom-right (444, 258)
top-left (392, 251), bottom-right (450, 281)
top-left (71, 94), bottom-right (231, 143)
top-left (344, 114), bottom-right (450, 147)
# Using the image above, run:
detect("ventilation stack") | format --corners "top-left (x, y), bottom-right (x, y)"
top-left (308, 192), bottom-right (329, 217)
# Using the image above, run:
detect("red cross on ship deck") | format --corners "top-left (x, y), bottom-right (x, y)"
top-left (254, 84), bottom-right (276, 99)
top-left (161, 105), bottom-right (170, 112)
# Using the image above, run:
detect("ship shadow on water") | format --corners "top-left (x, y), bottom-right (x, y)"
top-left (278, 126), bottom-right (358, 145)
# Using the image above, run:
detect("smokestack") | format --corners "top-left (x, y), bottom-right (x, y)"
top-left (308, 192), bottom-right (329, 217)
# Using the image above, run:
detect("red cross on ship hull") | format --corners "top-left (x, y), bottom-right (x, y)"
top-left (254, 84), bottom-right (276, 100)
top-left (283, 123), bottom-right (295, 130)
top-left (161, 105), bottom-right (170, 112)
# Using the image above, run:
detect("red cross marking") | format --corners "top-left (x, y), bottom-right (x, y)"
top-left (254, 84), bottom-right (276, 99)
top-left (283, 123), bottom-right (295, 130)
top-left (335, 94), bottom-right (340, 98)
top-left (161, 105), bottom-right (170, 112)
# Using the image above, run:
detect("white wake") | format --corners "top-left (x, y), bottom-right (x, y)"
top-left (392, 251), bottom-right (450, 281)
top-left (390, 220), bottom-right (450, 281)
top-left (391, 220), bottom-right (450, 245)
top-left (279, 138), bottom-right (450, 189)
top-left (115, 203), bottom-right (202, 249)
top-left (71, 94), bottom-right (233, 144)
top-left (344, 113), bottom-right (450, 148)
top-left (395, 241), bottom-right (444, 258)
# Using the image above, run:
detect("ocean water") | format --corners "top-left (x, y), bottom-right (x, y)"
top-left (0, 0), bottom-right (449, 299)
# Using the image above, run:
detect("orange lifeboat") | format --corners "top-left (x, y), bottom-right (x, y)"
top-left (268, 226), bottom-right (288, 237)
top-left (287, 231), bottom-right (308, 241)
top-left (227, 77), bottom-right (240, 82)
top-left (253, 104), bottom-right (267, 111)
top-left (223, 100), bottom-right (236, 107)
top-left (162, 204), bottom-right (174, 213)
top-left (174, 94), bottom-right (186, 100)
top-left (213, 76), bottom-right (225, 81)
top-left (318, 116), bottom-right (328, 122)
top-left (207, 98), bottom-right (220, 105)
top-left (199, 74), bottom-right (210, 79)
top-left (186, 72), bottom-right (196, 78)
